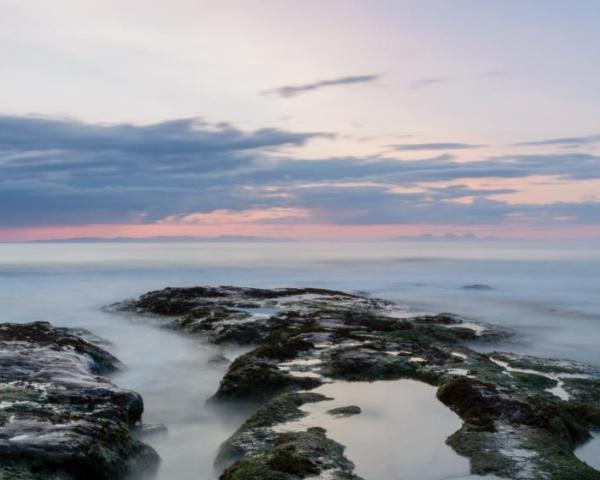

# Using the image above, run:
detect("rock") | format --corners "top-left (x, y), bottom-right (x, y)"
top-left (215, 391), bottom-right (331, 470)
top-left (324, 347), bottom-right (415, 381)
top-left (437, 376), bottom-right (535, 429)
top-left (413, 313), bottom-right (463, 325)
top-left (460, 284), bottom-right (494, 291)
top-left (209, 354), bottom-right (322, 403)
top-left (0, 321), bottom-right (160, 480)
top-left (219, 427), bottom-right (361, 480)
top-left (116, 285), bottom-right (600, 480)
top-left (327, 406), bottom-right (362, 417)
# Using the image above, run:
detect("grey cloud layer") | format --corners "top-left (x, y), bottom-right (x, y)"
top-left (0, 116), bottom-right (326, 155)
top-left (1, 115), bottom-right (599, 227)
top-left (262, 74), bottom-right (381, 98)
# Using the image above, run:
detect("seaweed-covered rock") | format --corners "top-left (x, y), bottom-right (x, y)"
top-left (117, 285), bottom-right (600, 480)
top-left (0, 322), bottom-right (159, 480)
top-left (219, 427), bottom-right (360, 480)
top-left (209, 354), bottom-right (322, 403)
top-left (437, 376), bottom-right (536, 429)
top-left (215, 391), bottom-right (331, 469)
top-left (324, 346), bottom-right (416, 381)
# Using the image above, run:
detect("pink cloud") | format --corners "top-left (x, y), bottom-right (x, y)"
top-left (157, 207), bottom-right (312, 225)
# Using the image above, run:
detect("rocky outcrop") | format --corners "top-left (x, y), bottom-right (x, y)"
top-left (0, 321), bottom-right (159, 480)
top-left (117, 285), bottom-right (600, 480)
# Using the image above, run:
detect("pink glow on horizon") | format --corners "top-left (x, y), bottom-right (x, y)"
top-left (2, 223), bottom-right (600, 242)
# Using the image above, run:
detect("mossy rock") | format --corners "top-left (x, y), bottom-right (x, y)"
top-left (220, 428), bottom-right (356, 480)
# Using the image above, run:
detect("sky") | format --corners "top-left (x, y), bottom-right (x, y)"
top-left (1, 0), bottom-right (600, 241)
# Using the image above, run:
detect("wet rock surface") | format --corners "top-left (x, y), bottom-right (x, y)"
top-left (117, 285), bottom-right (600, 480)
top-left (0, 321), bottom-right (159, 480)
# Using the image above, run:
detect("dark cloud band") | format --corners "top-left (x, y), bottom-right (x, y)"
top-left (1, 114), bottom-right (599, 228)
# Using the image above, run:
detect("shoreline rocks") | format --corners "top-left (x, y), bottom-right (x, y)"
top-left (0, 321), bottom-right (159, 480)
top-left (116, 285), bottom-right (600, 480)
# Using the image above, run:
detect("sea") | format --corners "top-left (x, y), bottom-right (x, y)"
top-left (1, 240), bottom-right (599, 479)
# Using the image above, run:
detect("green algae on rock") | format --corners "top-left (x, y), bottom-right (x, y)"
top-left (116, 286), bottom-right (600, 480)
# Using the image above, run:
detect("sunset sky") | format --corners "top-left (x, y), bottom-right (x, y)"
top-left (1, 0), bottom-right (600, 241)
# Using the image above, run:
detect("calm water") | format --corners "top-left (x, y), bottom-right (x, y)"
top-left (277, 380), bottom-right (474, 479)
top-left (1, 241), bottom-right (599, 479)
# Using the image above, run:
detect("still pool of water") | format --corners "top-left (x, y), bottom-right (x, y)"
top-left (276, 380), bottom-right (470, 479)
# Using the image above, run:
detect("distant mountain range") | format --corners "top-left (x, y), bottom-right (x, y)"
top-left (12, 233), bottom-right (508, 243)
top-left (388, 233), bottom-right (496, 241)
top-left (28, 235), bottom-right (296, 243)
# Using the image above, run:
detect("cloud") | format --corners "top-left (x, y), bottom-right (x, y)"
top-left (158, 207), bottom-right (311, 225)
top-left (0, 115), bottom-right (327, 156)
top-left (514, 134), bottom-right (600, 148)
top-left (1, 114), bottom-right (600, 232)
top-left (409, 77), bottom-right (447, 90)
top-left (262, 74), bottom-right (381, 98)
top-left (275, 184), bottom-right (600, 226)
top-left (389, 142), bottom-right (485, 151)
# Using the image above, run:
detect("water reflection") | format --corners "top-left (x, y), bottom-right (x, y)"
top-left (277, 380), bottom-right (470, 480)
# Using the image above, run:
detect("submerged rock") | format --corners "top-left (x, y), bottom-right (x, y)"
top-left (117, 285), bottom-right (600, 480)
top-left (0, 321), bottom-right (159, 480)
top-left (460, 284), bottom-right (494, 291)
top-left (327, 406), bottom-right (361, 417)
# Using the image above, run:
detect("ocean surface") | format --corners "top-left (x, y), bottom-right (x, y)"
top-left (1, 240), bottom-right (599, 479)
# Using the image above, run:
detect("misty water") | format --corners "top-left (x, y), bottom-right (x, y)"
top-left (1, 241), bottom-right (599, 479)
